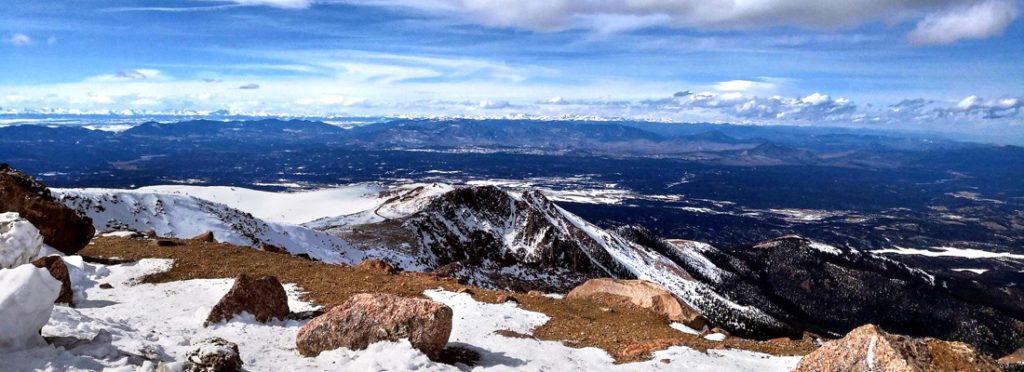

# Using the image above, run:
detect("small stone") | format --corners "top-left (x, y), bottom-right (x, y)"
top-left (495, 293), bottom-right (517, 304)
top-left (190, 231), bottom-right (215, 243)
top-left (182, 337), bottom-right (242, 372)
top-left (99, 283), bottom-right (113, 289)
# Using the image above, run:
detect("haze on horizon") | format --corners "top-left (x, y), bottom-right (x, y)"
top-left (1, 0), bottom-right (1022, 142)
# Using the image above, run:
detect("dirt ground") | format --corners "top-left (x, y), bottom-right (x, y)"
top-left (81, 236), bottom-right (817, 363)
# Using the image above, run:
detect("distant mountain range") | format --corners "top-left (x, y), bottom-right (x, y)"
top-left (1, 118), bottom-right (1010, 168)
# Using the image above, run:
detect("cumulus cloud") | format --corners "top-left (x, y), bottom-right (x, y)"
top-left (908, 0), bottom-right (1018, 45)
top-left (478, 100), bottom-right (511, 109)
top-left (3, 33), bottom-right (33, 46)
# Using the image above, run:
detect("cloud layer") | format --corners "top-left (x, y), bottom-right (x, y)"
top-left (354, 0), bottom-right (1019, 43)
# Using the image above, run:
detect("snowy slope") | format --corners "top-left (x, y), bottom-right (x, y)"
top-left (136, 184), bottom-right (386, 225)
top-left (8, 258), bottom-right (801, 371)
top-left (53, 189), bottom-right (365, 263)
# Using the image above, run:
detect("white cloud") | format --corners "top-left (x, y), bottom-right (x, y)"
top-left (239, 83), bottom-right (261, 89)
top-left (908, 0), bottom-right (1018, 45)
top-left (478, 100), bottom-right (511, 109)
top-left (232, 0), bottom-right (312, 9)
top-left (87, 69), bottom-right (165, 82)
top-left (4, 33), bottom-right (33, 46)
top-left (344, 0), bottom-right (1018, 43)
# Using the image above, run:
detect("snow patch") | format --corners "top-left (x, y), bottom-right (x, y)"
top-left (0, 265), bottom-right (61, 350)
top-left (0, 212), bottom-right (44, 269)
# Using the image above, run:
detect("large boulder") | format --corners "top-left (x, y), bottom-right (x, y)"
top-left (0, 265), bottom-right (61, 350)
top-left (0, 212), bottom-right (43, 269)
top-left (183, 337), bottom-right (243, 372)
top-left (296, 293), bottom-right (453, 360)
top-left (794, 324), bottom-right (1000, 372)
top-left (567, 278), bottom-right (706, 329)
top-left (31, 256), bottom-right (73, 305)
top-left (205, 275), bottom-right (289, 326)
top-left (1000, 348), bottom-right (1024, 371)
top-left (0, 165), bottom-right (94, 255)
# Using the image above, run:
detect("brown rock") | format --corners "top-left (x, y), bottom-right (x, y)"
top-left (356, 259), bottom-right (399, 274)
top-left (205, 275), bottom-right (289, 326)
top-left (0, 164), bottom-right (95, 255)
top-left (183, 337), bottom-right (243, 372)
top-left (259, 244), bottom-right (289, 255)
top-left (295, 293), bottom-right (453, 360)
top-left (566, 278), bottom-right (707, 329)
top-left (99, 283), bottom-right (113, 289)
top-left (190, 231), bottom-right (215, 243)
top-left (660, 358), bottom-right (671, 364)
top-left (620, 339), bottom-right (676, 361)
top-left (456, 288), bottom-right (474, 295)
top-left (495, 293), bottom-right (517, 304)
top-left (31, 256), bottom-right (73, 305)
top-left (793, 324), bottom-right (1001, 372)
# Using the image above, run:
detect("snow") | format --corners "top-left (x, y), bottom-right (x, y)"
top-left (873, 246), bottom-right (1024, 260)
top-left (670, 323), bottom-right (702, 335)
top-left (0, 264), bottom-right (61, 351)
top-left (703, 333), bottom-right (727, 342)
top-left (951, 268), bottom-right (990, 274)
top-left (134, 184), bottom-right (386, 225)
top-left (9, 258), bottom-right (801, 371)
top-left (0, 212), bottom-right (44, 269)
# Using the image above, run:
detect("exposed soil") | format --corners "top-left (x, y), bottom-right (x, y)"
top-left (81, 236), bottom-right (817, 363)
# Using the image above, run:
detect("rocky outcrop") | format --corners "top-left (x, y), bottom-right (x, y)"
top-left (0, 164), bottom-right (94, 255)
top-left (183, 337), bottom-right (243, 372)
top-left (295, 293), bottom-right (452, 360)
top-left (31, 256), bottom-right (73, 305)
top-left (205, 275), bottom-right (289, 325)
top-left (793, 324), bottom-right (1000, 372)
top-left (0, 212), bottom-right (43, 269)
top-left (567, 278), bottom-right (706, 329)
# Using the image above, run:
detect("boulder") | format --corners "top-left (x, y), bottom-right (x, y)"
top-left (183, 337), bottom-right (243, 372)
top-left (190, 231), bottom-right (215, 243)
top-left (567, 278), bottom-right (706, 329)
top-left (355, 259), bottom-right (399, 274)
top-left (793, 324), bottom-right (1000, 372)
top-left (0, 265), bottom-right (61, 350)
top-left (296, 293), bottom-right (452, 360)
top-left (0, 165), bottom-right (94, 255)
top-left (31, 256), bottom-right (74, 305)
top-left (205, 275), bottom-right (289, 326)
top-left (0, 212), bottom-right (43, 269)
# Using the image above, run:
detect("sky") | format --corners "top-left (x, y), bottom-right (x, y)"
top-left (1, 0), bottom-right (1022, 139)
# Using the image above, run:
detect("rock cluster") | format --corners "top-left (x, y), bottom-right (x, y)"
top-left (296, 293), bottom-right (452, 360)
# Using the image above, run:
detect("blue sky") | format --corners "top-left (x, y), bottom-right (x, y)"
top-left (1, 0), bottom-right (1022, 137)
